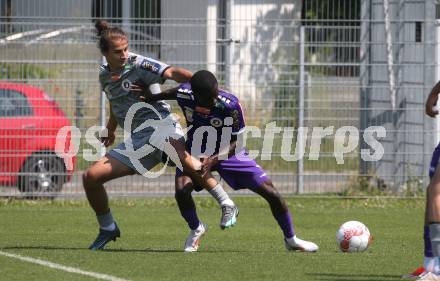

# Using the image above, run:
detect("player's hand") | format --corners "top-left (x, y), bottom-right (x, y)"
top-left (200, 157), bottom-right (217, 177)
top-left (99, 127), bottom-right (116, 147)
top-left (426, 94), bottom-right (439, 118)
top-left (130, 81), bottom-right (153, 102)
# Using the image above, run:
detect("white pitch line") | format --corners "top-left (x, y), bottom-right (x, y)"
top-left (0, 250), bottom-right (131, 281)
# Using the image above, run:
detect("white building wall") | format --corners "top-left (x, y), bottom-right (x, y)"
top-left (229, 0), bottom-right (300, 105)
top-left (161, 0), bottom-right (301, 105)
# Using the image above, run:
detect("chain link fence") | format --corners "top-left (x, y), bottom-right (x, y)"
top-left (0, 0), bottom-right (437, 197)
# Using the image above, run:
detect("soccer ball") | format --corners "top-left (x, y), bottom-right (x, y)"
top-left (336, 221), bottom-right (372, 252)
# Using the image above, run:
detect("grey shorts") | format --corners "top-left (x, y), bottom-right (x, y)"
top-left (107, 116), bottom-right (184, 174)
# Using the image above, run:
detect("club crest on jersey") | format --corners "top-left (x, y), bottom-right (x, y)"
top-left (121, 79), bottom-right (132, 92)
top-left (210, 117), bottom-right (223, 127)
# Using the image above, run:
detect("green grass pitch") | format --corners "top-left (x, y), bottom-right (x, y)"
top-left (0, 197), bottom-right (423, 281)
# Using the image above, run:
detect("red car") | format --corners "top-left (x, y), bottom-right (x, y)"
top-left (0, 82), bottom-right (74, 195)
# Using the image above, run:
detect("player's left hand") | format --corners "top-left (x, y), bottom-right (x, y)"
top-left (130, 81), bottom-right (152, 102)
top-left (200, 157), bottom-right (217, 177)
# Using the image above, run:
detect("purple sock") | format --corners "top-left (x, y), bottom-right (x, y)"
top-left (425, 225), bottom-right (434, 257)
top-left (274, 211), bottom-right (295, 238)
top-left (181, 208), bottom-right (200, 230)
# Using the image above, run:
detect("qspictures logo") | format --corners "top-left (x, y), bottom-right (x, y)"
top-left (55, 103), bottom-right (386, 178)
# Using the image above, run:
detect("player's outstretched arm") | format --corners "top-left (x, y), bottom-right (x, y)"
top-left (137, 86), bottom-right (179, 103)
top-left (426, 80), bottom-right (440, 117)
top-left (163, 66), bottom-right (193, 83)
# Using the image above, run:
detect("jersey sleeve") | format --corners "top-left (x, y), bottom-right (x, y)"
top-left (175, 83), bottom-right (195, 123)
top-left (175, 83), bottom-right (193, 103)
top-left (134, 54), bottom-right (170, 85)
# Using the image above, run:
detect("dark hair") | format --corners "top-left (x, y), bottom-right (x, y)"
top-left (190, 70), bottom-right (218, 100)
top-left (95, 20), bottom-right (128, 53)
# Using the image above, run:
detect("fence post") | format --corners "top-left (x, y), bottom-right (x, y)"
top-left (224, 0), bottom-right (233, 90)
top-left (297, 26), bottom-right (305, 194)
top-left (122, 0), bottom-right (131, 35)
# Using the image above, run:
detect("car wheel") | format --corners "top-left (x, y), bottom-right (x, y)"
top-left (18, 153), bottom-right (67, 197)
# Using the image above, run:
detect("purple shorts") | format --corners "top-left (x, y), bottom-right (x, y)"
top-left (430, 143), bottom-right (440, 178)
top-left (176, 150), bottom-right (269, 191)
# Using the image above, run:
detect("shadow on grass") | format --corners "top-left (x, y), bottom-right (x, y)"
top-left (2, 246), bottom-right (181, 253)
top-left (2, 246), bottom-right (85, 251)
top-left (308, 273), bottom-right (402, 281)
top-left (105, 248), bottom-right (247, 253)
top-left (1, 246), bottom-right (247, 253)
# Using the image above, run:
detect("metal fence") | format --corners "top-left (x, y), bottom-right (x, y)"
top-left (0, 0), bottom-right (437, 197)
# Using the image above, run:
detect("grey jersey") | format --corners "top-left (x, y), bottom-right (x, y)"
top-left (99, 53), bottom-right (171, 132)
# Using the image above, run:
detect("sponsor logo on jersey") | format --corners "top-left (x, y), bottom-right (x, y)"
top-left (140, 59), bottom-right (160, 74)
top-left (210, 117), bottom-right (223, 127)
top-left (231, 110), bottom-right (241, 130)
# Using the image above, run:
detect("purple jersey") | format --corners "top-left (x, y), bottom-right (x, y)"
top-left (176, 82), bottom-right (245, 156)
top-left (175, 82), bottom-right (269, 191)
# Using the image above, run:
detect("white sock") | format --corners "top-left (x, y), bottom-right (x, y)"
top-left (208, 184), bottom-right (234, 206)
top-left (97, 211), bottom-right (116, 231)
top-left (433, 257), bottom-right (440, 274)
top-left (101, 222), bottom-right (116, 231)
top-left (196, 223), bottom-right (205, 232)
top-left (221, 198), bottom-right (234, 206)
top-left (425, 257), bottom-right (436, 272)
top-left (430, 224), bottom-right (440, 257)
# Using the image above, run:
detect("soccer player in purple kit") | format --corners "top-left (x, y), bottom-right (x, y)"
top-left (404, 81), bottom-right (440, 281)
top-left (140, 70), bottom-right (319, 252)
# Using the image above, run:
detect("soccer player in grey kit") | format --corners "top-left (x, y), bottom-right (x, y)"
top-left (140, 70), bottom-right (319, 252)
top-left (86, 21), bottom-right (238, 250)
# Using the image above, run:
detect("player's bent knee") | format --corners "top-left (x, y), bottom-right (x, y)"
top-left (175, 176), bottom-right (194, 197)
top-left (82, 169), bottom-right (104, 187)
top-left (259, 181), bottom-right (280, 198)
top-left (257, 181), bottom-right (288, 210)
top-left (176, 183), bottom-right (193, 195)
